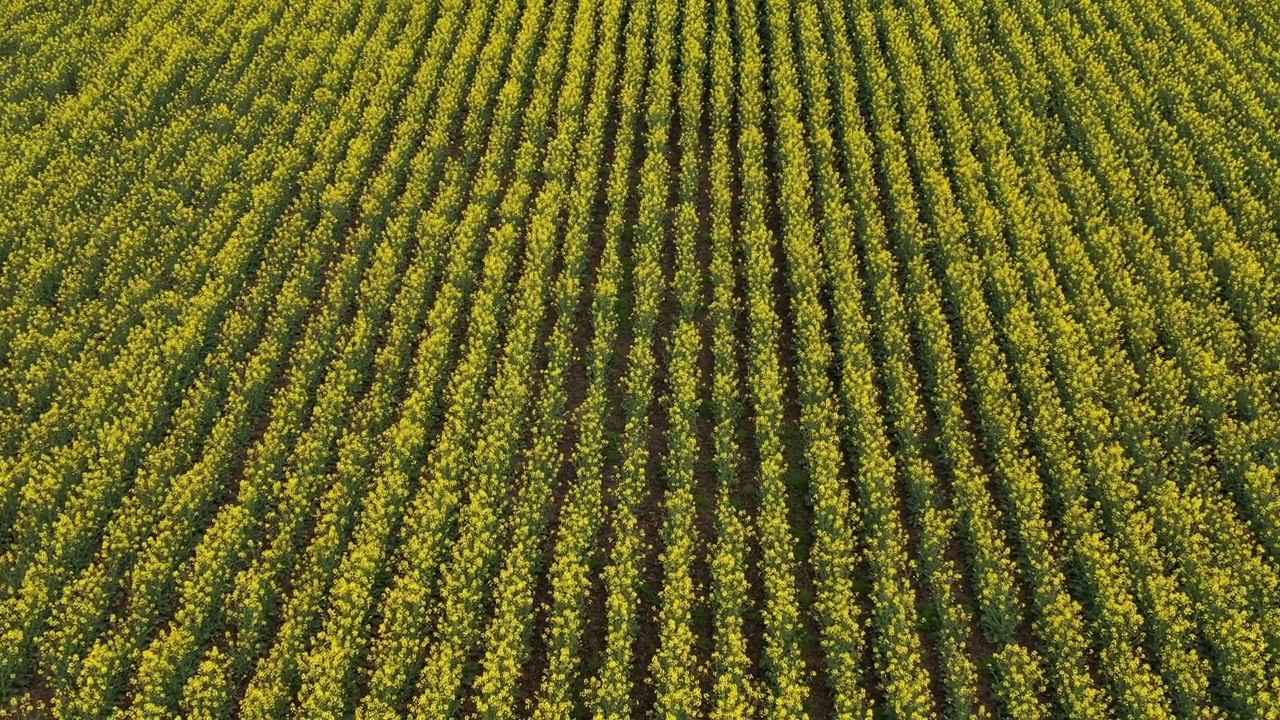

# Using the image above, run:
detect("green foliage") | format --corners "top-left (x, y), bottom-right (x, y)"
top-left (1, 0), bottom-right (1277, 716)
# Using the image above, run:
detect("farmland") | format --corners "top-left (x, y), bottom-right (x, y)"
top-left (2, 0), bottom-right (1279, 715)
